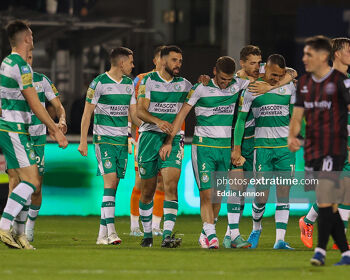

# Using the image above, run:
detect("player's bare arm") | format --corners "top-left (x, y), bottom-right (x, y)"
top-left (22, 87), bottom-right (68, 148)
top-left (137, 97), bottom-right (173, 134)
top-left (78, 102), bottom-right (95, 156)
top-left (129, 104), bottom-right (142, 127)
top-left (50, 97), bottom-right (67, 134)
top-left (249, 68), bottom-right (297, 95)
top-left (171, 103), bottom-right (192, 137)
top-left (288, 107), bottom-right (304, 152)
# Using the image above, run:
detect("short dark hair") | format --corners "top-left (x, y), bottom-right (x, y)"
top-left (154, 45), bottom-right (166, 58)
top-left (267, 54), bottom-right (286, 69)
top-left (110, 47), bottom-right (133, 66)
top-left (331, 37), bottom-right (350, 61)
top-left (160, 45), bottom-right (182, 57)
top-left (305, 35), bottom-right (332, 60)
top-left (240, 45), bottom-right (261, 61)
top-left (215, 56), bottom-right (236, 74)
top-left (6, 19), bottom-right (30, 47)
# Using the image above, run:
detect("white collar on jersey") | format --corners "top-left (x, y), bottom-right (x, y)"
top-left (105, 72), bottom-right (122, 84)
top-left (156, 71), bottom-right (174, 83)
top-left (311, 68), bottom-right (334, 83)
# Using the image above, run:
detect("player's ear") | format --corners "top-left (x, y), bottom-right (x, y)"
top-left (213, 67), bottom-right (217, 76)
top-left (239, 59), bottom-right (244, 68)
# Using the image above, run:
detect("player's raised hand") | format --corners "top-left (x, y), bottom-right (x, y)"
top-left (288, 136), bottom-right (301, 152)
top-left (156, 120), bottom-right (173, 135)
top-left (197, 74), bottom-right (210, 86)
top-left (159, 143), bottom-right (172, 161)
top-left (78, 142), bottom-right (88, 156)
top-left (249, 81), bottom-right (273, 96)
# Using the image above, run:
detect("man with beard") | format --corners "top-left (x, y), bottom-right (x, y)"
top-left (137, 45), bottom-right (192, 247)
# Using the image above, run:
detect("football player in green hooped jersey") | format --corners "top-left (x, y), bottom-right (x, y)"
top-left (78, 47), bottom-right (137, 246)
top-left (170, 56), bottom-right (248, 249)
top-left (299, 37), bottom-right (350, 250)
top-left (6, 50), bottom-right (67, 243)
top-left (0, 20), bottom-right (68, 250)
top-left (137, 45), bottom-right (192, 248)
top-left (219, 46), bottom-right (297, 248)
top-left (233, 54), bottom-right (296, 250)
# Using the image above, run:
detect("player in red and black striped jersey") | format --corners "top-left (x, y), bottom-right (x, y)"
top-left (289, 35), bottom-right (350, 266)
top-left (298, 38), bottom-right (350, 251)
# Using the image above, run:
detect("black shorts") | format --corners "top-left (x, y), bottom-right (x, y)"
top-left (305, 155), bottom-right (346, 172)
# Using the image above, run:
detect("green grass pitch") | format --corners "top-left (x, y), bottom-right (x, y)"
top-left (0, 216), bottom-right (349, 280)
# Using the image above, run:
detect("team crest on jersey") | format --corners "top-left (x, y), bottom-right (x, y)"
top-left (201, 173), bottom-right (209, 183)
top-left (34, 82), bottom-right (43, 92)
top-left (29, 150), bottom-right (36, 161)
top-left (325, 82), bottom-right (336, 95)
top-left (301, 85), bottom-right (308, 94)
top-left (126, 86), bottom-right (132, 93)
top-left (174, 84), bottom-right (181, 91)
top-left (230, 85), bottom-right (237, 94)
top-left (104, 160), bottom-right (112, 169)
top-left (278, 87), bottom-right (286, 94)
top-left (344, 79), bottom-right (350, 88)
top-left (21, 66), bottom-right (30, 74)
top-left (139, 167), bottom-right (146, 175)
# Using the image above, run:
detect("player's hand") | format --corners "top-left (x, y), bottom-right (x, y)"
top-left (58, 119), bottom-right (67, 134)
top-left (249, 81), bottom-right (273, 96)
top-left (231, 149), bottom-right (243, 166)
top-left (159, 143), bottom-right (172, 161)
top-left (78, 142), bottom-right (88, 156)
top-left (156, 120), bottom-right (173, 135)
top-left (288, 136), bottom-right (301, 152)
top-left (197, 74), bottom-right (210, 86)
top-left (51, 129), bottom-right (68, 149)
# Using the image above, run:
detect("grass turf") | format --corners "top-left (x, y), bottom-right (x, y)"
top-left (0, 216), bottom-right (349, 280)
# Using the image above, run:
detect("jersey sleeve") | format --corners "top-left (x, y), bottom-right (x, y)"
top-left (86, 78), bottom-right (101, 104)
top-left (42, 74), bottom-right (58, 101)
top-left (237, 78), bottom-right (250, 91)
top-left (184, 78), bottom-right (193, 92)
top-left (130, 84), bottom-right (136, 105)
top-left (16, 63), bottom-right (34, 90)
top-left (241, 90), bottom-right (254, 112)
top-left (339, 77), bottom-right (350, 105)
top-left (138, 75), bottom-right (151, 100)
top-left (289, 82), bottom-right (297, 105)
top-left (185, 83), bottom-right (201, 106)
top-left (294, 80), bottom-right (304, 107)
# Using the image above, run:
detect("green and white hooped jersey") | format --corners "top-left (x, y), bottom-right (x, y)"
top-left (138, 71), bottom-right (192, 134)
top-left (0, 53), bottom-right (34, 134)
top-left (86, 73), bottom-right (136, 145)
top-left (186, 78), bottom-right (249, 148)
top-left (29, 72), bottom-right (59, 145)
top-left (241, 81), bottom-right (296, 148)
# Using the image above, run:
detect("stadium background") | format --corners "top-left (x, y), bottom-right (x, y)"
top-left (0, 0), bottom-right (349, 216)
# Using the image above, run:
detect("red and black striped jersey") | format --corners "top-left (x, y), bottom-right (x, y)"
top-left (295, 69), bottom-right (350, 162)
